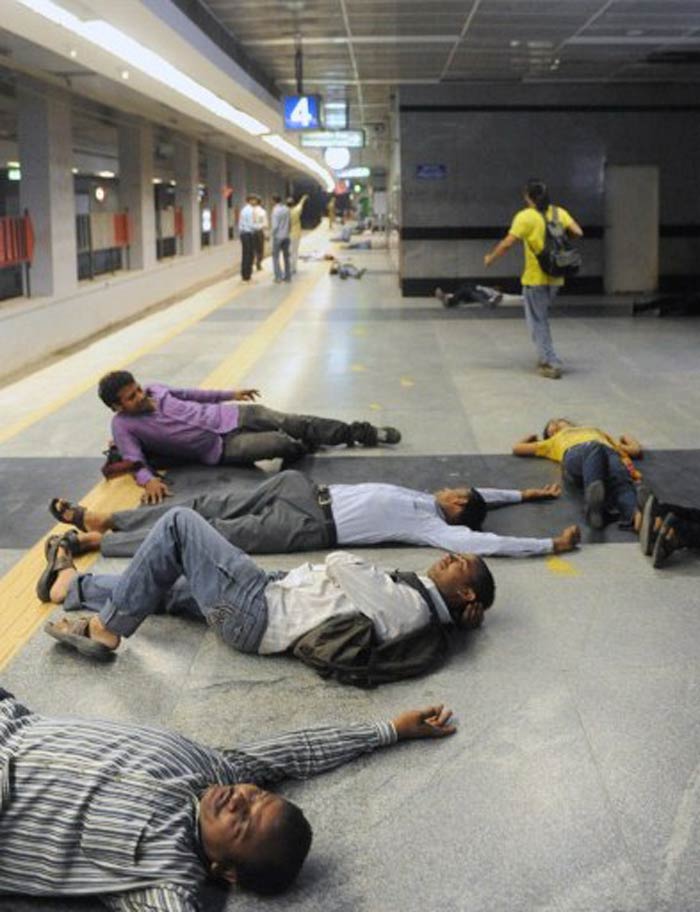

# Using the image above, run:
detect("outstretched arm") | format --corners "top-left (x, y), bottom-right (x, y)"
top-left (484, 233), bottom-right (518, 267)
top-left (220, 707), bottom-right (456, 786)
top-left (521, 483), bottom-right (561, 501)
top-left (512, 434), bottom-right (540, 457)
top-left (103, 885), bottom-right (198, 912)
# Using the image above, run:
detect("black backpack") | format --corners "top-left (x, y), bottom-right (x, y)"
top-left (535, 206), bottom-right (582, 278)
top-left (290, 571), bottom-right (451, 688)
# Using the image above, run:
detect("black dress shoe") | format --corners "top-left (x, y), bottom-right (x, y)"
top-left (376, 427), bottom-right (401, 445)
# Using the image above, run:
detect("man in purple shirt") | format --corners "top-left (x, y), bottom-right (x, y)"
top-left (97, 371), bottom-right (401, 503)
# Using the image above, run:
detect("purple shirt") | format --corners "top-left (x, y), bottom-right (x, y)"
top-left (111, 383), bottom-right (240, 485)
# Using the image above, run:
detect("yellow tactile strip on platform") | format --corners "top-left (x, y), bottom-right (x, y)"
top-left (0, 262), bottom-right (327, 670)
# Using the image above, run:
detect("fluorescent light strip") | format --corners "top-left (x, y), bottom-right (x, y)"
top-left (15, 0), bottom-right (269, 136)
top-left (263, 135), bottom-right (335, 191)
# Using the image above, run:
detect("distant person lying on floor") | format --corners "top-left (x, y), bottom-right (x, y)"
top-left (329, 258), bottom-right (366, 279)
top-left (513, 418), bottom-right (643, 530)
top-left (434, 283), bottom-right (504, 309)
top-left (639, 493), bottom-right (700, 568)
top-left (89, 371), bottom-right (401, 504)
top-left (42, 507), bottom-right (495, 673)
top-left (0, 686), bottom-right (455, 904)
top-left (48, 468), bottom-right (581, 559)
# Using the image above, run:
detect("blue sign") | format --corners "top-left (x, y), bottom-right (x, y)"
top-left (283, 95), bottom-right (322, 130)
top-left (416, 163), bottom-right (447, 180)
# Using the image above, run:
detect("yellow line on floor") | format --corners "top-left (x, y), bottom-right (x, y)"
top-left (0, 262), bottom-right (327, 671)
top-left (0, 279), bottom-right (249, 448)
top-left (545, 555), bottom-right (580, 576)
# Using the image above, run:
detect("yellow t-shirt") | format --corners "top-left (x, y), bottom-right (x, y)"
top-left (534, 426), bottom-right (641, 480)
top-left (509, 205), bottom-right (575, 287)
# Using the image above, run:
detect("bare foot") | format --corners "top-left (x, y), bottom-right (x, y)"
top-left (77, 531), bottom-right (103, 551)
top-left (88, 615), bottom-right (121, 650)
top-left (83, 509), bottom-right (112, 533)
top-left (553, 525), bottom-right (581, 554)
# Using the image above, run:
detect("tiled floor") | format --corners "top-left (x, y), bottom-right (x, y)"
top-left (1, 231), bottom-right (699, 911)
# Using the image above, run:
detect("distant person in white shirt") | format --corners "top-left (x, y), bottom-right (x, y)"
top-left (48, 469), bottom-right (580, 560)
top-left (270, 194), bottom-right (292, 283)
top-left (238, 194), bottom-right (257, 281)
top-left (252, 195), bottom-right (268, 272)
top-left (287, 194), bottom-right (308, 274)
top-left (42, 507), bottom-right (496, 665)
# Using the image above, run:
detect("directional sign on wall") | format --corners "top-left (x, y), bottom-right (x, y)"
top-left (301, 130), bottom-right (365, 149)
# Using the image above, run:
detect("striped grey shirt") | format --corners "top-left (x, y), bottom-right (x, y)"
top-left (0, 694), bottom-right (396, 910)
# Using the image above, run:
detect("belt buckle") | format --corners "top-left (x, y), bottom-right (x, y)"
top-left (317, 486), bottom-right (331, 507)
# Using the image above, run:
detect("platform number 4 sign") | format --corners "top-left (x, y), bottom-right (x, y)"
top-left (284, 95), bottom-right (322, 131)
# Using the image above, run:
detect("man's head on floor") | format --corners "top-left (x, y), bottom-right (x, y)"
top-left (427, 552), bottom-right (495, 629)
top-left (200, 783), bottom-right (312, 895)
top-left (98, 371), bottom-right (154, 415)
top-left (543, 417), bottom-right (575, 439)
top-left (434, 487), bottom-right (487, 530)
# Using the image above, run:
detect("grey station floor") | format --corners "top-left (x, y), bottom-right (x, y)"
top-left (1, 230), bottom-right (699, 911)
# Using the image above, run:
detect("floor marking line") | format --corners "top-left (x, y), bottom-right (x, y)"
top-left (0, 279), bottom-right (250, 448)
top-left (545, 555), bottom-right (580, 576)
top-left (0, 262), bottom-right (327, 671)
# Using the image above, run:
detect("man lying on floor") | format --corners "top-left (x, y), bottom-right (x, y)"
top-left (41, 507), bottom-right (496, 669)
top-left (513, 418), bottom-right (643, 531)
top-left (0, 686), bottom-right (454, 906)
top-left (91, 371), bottom-right (401, 504)
top-left (49, 468), bottom-right (581, 560)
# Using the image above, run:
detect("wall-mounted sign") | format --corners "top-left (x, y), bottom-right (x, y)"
top-left (324, 101), bottom-right (349, 130)
top-left (337, 166), bottom-right (370, 179)
top-left (283, 95), bottom-right (323, 130)
top-left (416, 163), bottom-right (447, 180)
top-left (301, 130), bottom-right (365, 149)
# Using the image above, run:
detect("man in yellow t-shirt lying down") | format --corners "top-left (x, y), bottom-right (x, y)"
top-left (512, 418), bottom-right (643, 531)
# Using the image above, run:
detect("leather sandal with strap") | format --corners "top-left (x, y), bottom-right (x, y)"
top-left (49, 498), bottom-right (87, 532)
top-left (44, 616), bottom-right (114, 660)
top-left (36, 537), bottom-right (77, 602)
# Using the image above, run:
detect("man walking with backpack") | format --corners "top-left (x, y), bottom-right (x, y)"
top-left (42, 507), bottom-right (495, 685)
top-left (484, 179), bottom-right (583, 379)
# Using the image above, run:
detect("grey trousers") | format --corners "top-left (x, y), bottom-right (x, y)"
top-left (220, 403), bottom-right (376, 464)
top-left (103, 469), bottom-right (331, 558)
top-left (522, 284), bottom-right (561, 366)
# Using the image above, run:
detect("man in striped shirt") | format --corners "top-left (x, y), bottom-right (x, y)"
top-left (0, 687), bottom-right (454, 908)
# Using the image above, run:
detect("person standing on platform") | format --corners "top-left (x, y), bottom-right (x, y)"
top-left (238, 193), bottom-right (256, 282)
top-left (288, 194), bottom-right (308, 274)
top-left (253, 195), bottom-right (268, 272)
top-left (271, 195), bottom-right (292, 283)
top-left (484, 179), bottom-right (583, 379)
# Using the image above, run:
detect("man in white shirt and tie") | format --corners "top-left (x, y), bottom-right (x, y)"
top-left (56, 469), bottom-right (580, 560)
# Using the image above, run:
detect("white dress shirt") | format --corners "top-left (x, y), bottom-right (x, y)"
top-left (238, 203), bottom-right (255, 234)
top-left (259, 551), bottom-right (452, 654)
top-left (328, 483), bottom-right (553, 557)
top-left (252, 204), bottom-right (268, 230)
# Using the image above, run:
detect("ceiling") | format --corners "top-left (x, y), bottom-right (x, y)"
top-left (198, 0), bottom-right (700, 160)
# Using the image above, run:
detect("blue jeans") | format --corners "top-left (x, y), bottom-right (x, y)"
top-left (272, 236), bottom-right (290, 281)
top-left (563, 442), bottom-right (637, 523)
top-left (65, 508), bottom-right (279, 653)
top-left (522, 285), bottom-right (560, 366)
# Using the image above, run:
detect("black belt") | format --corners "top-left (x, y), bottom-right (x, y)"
top-left (315, 484), bottom-right (338, 547)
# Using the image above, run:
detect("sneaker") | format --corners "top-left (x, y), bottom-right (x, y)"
top-left (376, 426), bottom-right (401, 445)
top-left (584, 480), bottom-right (606, 529)
top-left (537, 363), bottom-right (562, 379)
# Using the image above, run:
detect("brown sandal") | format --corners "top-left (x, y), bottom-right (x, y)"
top-left (49, 498), bottom-right (87, 532)
top-left (44, 616), bottom-right (114, 660)
top-left (36, 537), bottom-right (76, 602)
